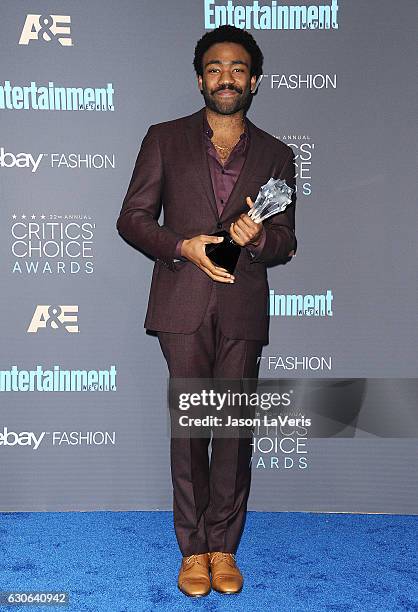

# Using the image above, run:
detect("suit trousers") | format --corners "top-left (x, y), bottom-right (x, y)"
top-left (157, 283), bottom-right (263, 556)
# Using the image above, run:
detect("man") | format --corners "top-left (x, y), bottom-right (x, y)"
top-left (117, 25), bottom-right (297, 597)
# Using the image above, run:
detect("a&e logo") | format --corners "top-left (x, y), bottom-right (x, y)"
top-left (27, 305), bottom-right (79, 333)
top-left (19, 14), bottom-right (73, 46)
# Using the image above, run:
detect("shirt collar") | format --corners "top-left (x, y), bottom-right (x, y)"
top-left (203, 109), bottom-right (249, 142)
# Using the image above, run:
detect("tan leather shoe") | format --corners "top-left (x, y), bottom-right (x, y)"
top-left (178, 553), bottom-right (211, 597)
top-left (209, 552), bottom-right (243, 594)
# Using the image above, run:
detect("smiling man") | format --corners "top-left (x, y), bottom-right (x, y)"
top-left (117, 25), bottom-right (297, 598)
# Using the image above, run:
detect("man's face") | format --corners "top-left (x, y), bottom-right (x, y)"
top-left (198, 42), bottom-right (257, 115)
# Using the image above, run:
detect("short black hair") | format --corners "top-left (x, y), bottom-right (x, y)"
top-left (193, 25), bottom-right (263, 79)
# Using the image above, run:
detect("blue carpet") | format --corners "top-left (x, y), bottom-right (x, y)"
top-left (0, 511), bottom-right (417, 611)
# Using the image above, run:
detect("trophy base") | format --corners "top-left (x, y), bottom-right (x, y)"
top-left (205, 230), bottom-right (241, 275)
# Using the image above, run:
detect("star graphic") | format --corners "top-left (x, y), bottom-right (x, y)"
top-left (31, 214), bottom-right (36, 219)
top-left (41, 214), bottom-right (46, 220)
top-left (12, 214), bottom-right (17, 219)
top-left (21, 214), bottom-right (26, 219)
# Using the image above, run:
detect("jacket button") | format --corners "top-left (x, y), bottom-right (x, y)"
top-left (217, 222), bottom-right (222, 229)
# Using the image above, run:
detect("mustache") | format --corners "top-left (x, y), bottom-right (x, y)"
top-left (212, 84), bottom-right (243, 94)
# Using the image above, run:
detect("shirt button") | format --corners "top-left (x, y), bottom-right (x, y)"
top-left (217, 222), bottom-right (222, 229)
top-left (221, 169), bottom-right (225, 174)
top-left (220, 199), bottom-right (224, 204)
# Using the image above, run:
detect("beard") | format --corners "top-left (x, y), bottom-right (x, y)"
top-left (201, 81), bottom-right (252, 116)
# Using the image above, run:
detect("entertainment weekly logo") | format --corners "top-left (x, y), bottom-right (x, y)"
top-left (269, 290), bottom-right (334, 317)
top-left (0, 81), bottom-right (114, 112)
top-left (0, 148), bottom-right (115, 172)
top-left (204, 0), bottom-right (339, 30)
top-left (0, 365), bottom-right (117, 392)
top-left (9, 213), bottom-right (95, 276)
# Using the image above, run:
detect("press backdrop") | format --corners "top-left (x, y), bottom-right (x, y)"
top-left (0, 0), bottom-right (417, 513)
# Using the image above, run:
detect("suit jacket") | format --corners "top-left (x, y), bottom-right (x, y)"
top-left (116, 106), bottom-right (297, 343)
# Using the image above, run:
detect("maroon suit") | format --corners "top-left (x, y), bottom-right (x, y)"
top-left (117, 106), bottom-right (296, 344)
top-left (117, 106), bottom-right (297, 556)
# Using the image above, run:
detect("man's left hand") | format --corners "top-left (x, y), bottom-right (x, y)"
top-left (229, 197), bottom-right (263, 247)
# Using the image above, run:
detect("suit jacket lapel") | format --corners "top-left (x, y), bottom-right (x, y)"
top-left (220, 118), bottom-right (263, 222)
top-left (185, 107), bottom-right (219, 220)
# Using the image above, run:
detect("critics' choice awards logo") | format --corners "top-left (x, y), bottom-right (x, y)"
top-left (0, 148), bottom-right (115, 172)
top-left (251, 413), bottom-right (310, 470)
top-left (10, 215), bottom-right (95, 275)
top-left (204, 0), bottom-right (339, 30)
top-left (279, 134), bottom-right (315, 197)
top-left (27, 306), bottom-right (79, 333)
top-left (0, 81), bottom-right (114, 111)
top-left (19, 14), bottom-right (72, 46)
top-left (235, 128), bottom-right (314, 197)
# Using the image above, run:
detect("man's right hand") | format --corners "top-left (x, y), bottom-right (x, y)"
top-left (181, 235), bottom-right (235, 283)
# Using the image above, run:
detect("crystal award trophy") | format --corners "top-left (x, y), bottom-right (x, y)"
top-left (206, 178), bottom-right (294, 274)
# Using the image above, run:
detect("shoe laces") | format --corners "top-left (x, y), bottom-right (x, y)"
top-left (185, 554), bottom-right (205, 565)
top-left (210, 552), bottom-right (236, 563)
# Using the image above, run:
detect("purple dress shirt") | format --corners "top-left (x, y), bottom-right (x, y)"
top-left (174, 111), bottom-right (266, 261)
